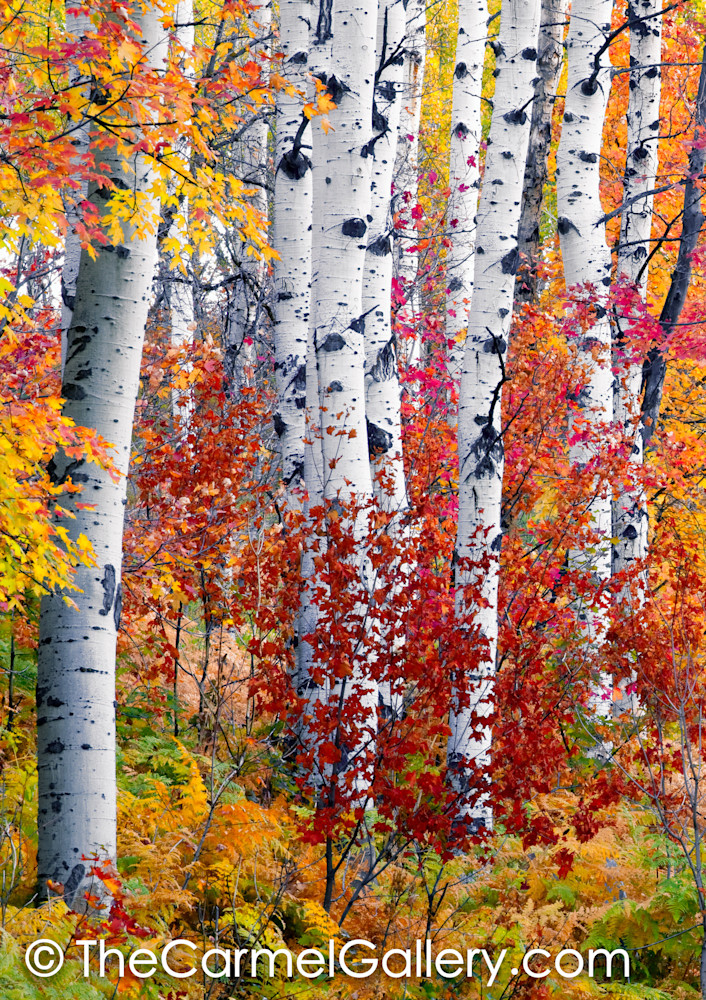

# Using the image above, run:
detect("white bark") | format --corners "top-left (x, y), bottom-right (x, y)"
top-left (393, 0), bottom-right (426, 364)
top-left (364, 0), bottom-right (407, 511)
top-left (225, 1), bottom-right (272, 391)
top-left (308, 0), bottom-right (379, 793)
top-left (446, 0), bottom-right (488, 383)
top-left (37, 6), bottom-right (166, 907)
top-left (450, 0), bottom-right (541, 830)
top-left (555, 0), bottom-right (614, 718)
top-left (61, 7), bottom-right (92, 371)
top-left (273, 0), bottom-right (312, 496)
top-left (612, 0), bottom-right (662, 589)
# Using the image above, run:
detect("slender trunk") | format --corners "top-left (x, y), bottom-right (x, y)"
top-left (446, 0), bottom-right (487, 384)
top-left (225, 1), bottom-right (272, 392)
top-left (394, 0), bottom-right (426, 364)
top-left (611, 0), bottom-right (662, 705)
top-left (450, 0), bottom-right (541, 830)
top-left (60, 7), bottom-right (92, 371)
top-left (273, 0), bottom-right (312, 499)
top-left (555, 0), bottom-right (614, 719)
top-left (516, 0), bottom-right (567, 302)
top-left (36, 6), bottom-right (165, 908)
top-left (364, 0), bottom-right (407, 511)
top-left (308, 0), bottom-right (379, 795)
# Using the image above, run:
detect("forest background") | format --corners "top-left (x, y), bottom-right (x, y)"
top-left (2, 0), bottom-right (706, 997)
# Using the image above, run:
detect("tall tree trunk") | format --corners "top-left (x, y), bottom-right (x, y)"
top-left (516, 0), bottom-right (567, 302)
top-left (446, 0), bottom-right (487, 384)
top-left (273, 0), bottom-right (312, 499)
top-left (611, 0), bottom-right (662, 629)
top-left (307, 0), bottom-right (379, 795)
top-left (364, 0), bottom-right (407, 511)
top-left (393, 0), bottom-right (426, 364)
top-left (60, 7), bottom-right (92, 371)
top-left (36, 6), bottom-right (166, 908)
top-left (450, 0), bottom-right (541, 830)
top-left (555, 0), bottom-right (614, 719)
top-left (225, 1), bottom-right (272, 392)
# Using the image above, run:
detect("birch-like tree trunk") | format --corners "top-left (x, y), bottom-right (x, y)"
top-left (36, 7), bottom-right (166, 907)
top-left (612, 0), bottom-right (662, 590)
top-left (225, 1), bottom-right (272, 392)
top-left (364, 0), bottom-right (406, 511)
top-left (450, 0), bottom-right (541, 830)
top-left (393, 0), bottom-right (425, 364)
top-left (446, 0), bottom-right (487, 384)
top-left (169, 0), bottom-right (196, 426)
top-left (308, 0), bottom-right (378, 792)
top-left (273, 0), bottom-right (312, 498)
top-left (555, 0), bottom-right (614, 719)
top-left (60, 7), bottom-right (92, 370)
top-left (516, 0), bottom-right (567, 302)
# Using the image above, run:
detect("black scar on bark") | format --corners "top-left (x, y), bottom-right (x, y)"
top-left (113, 583), bottom-right (122, 631)
top-left (448, 276), bottom-right (463, 292)
top-left (367, 419), bottom-right (393, 457)
top-left (63, 863), bottom-right (86, 907)
top-left (483, 336), bottom-right (507, 355)
top-left (46, 739), bottom-right (65, 754)
top-left (63, 384), bottom-right (87, 401)
top-left (47, 457), bottom-right (84, 486)
top-left (324, 74), bottom-right (350, 104)
top-left (342, 218), bottom-right (367, 238)
top-left (98, 565), bottom-right (116, 617)
top-left (278, 150), bottom-right (312, 180)
top-left (623, 524), bottom-right (638, 540)
top-left (377, 80), bottom-right (395, 103)
top-left (273, 413), bottom-right (287, 437)
top-left (74, 368), bottom-right (93, 381)
top-left (286, 461), bottom-right (304, 486)
top-left (373, 107), bottom-right (388, 133)
top-left (328, 381), bottom-right (343, 392)
top-left (454, 121), bottom-right (469, 140)
top-left (369, 338), bottom-right (396, 383)
top-left (289, 50), bottom-right (307, 65)
top-left (500, 248), bottom-right (519, 275)
top-left (277, 290), bottom-right (294, 301)
top-left (48, 696), bottom-right (65, 707)
top-left (66, 333), bottom-right (91, 365)
top-left (455, 62), bottom-right (468, 80)
top-left (321, 332), bottom-right (346, 352)
top-left (503, 109), bottom-right (527, 126)
top-left (367, 235), bottom-right (391, 256)
top-left (579, 151), bottom-right (597, 163)
top-left (521, 47), bottom-right (537, 60)
top-left (557, 216), bottom-right (580, 236)
top-left (292, 364), bottom-right (306, 391)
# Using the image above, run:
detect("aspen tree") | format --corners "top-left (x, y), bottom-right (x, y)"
top-left (273, 0), bottom-right (312, 499)
top-left (555, 0), bottom-right (614, 718)
top-left (307, 0), bottom-right (379, 790)
top-left (450, 0), bottom-right (541, 829)
top-left (446, 0), bottom-right (487, 383)
top-left (394, 0), bottom-right (425, 363)
top-left (36, 6), bottom-right (166, 906)
top-left (612, 0), bottom-right (662, 590)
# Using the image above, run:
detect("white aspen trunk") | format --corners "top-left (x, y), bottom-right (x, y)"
top-left (516, 0), bottom-right (567, 301)
top-left (273, 0), bottom-right (312, 497)
top-left (612, 0), bottom-right (662, 590)
top-left (394, 0), bottom-right (425, 365)
top-left (364, 0), bottom-right (407, 511)
top-left (225, 1), bottom-right (272, 392)
top-left (450, 0), bottom-right (541, 830)
top-left (169, 0), bottom-right (196, 427)
top-left (555, 0), bottom-right (614, 720)
top-left (36, 7), bottom-right (166, 907)
top-left (363, 0), bottom-right (407, 724)
top-left (446, 0), bottom-right (488, 384)
top-left (308, 0), bottom-right (379, 794)
top-left (61, 7), bottom-right (92, 371)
